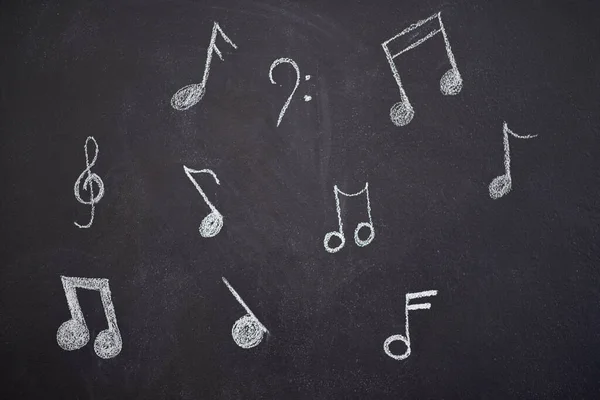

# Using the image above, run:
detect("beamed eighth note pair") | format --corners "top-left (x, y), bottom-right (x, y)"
top-left (62, 12), bottom-right (537, 361)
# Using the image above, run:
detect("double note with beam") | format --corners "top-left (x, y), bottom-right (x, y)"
top-left (382, 12), bottom-right (463, 127)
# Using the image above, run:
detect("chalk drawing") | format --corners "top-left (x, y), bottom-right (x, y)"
top-left (269, 58), bottom-right (312, 127)
top-left (384, 290), bottom-right (438, 360)
top-left (489, 122), bottom-right (538, 199)
top-left (324, 182), bottom-right (375, 253)
top-left (183, 166), bottom-right (223, 238)
top-left (171, 22), bottom-right (238, 111)
top-left (382, 12), bottom-right (462, 126)
top-left (303, 75), bottom-right (312, 101)
top-left (56, 276), bottom-right (122, 359)
top-left (74, 136), bottom-right (105, 229)
top-left (222, 277), bottom-right (268, 349)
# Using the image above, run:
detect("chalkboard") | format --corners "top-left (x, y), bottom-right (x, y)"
top-left (2, 0), bottom-right (600, 398)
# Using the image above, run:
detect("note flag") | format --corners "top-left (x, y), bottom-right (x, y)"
top-left (56, 276), bottom-right (122, 359)
top-left (183, 166), bottom-right (223, 238)
top-left (324, 182), bottom-right (375, 253)
top-left (384, 290), bottom-right (438, 360)
top-left (488, 122), bottom-right (538, 199)
top-left (222, 277), bottom-right (269, 349)
top-left (382, 12), bottom-right (462, 126)
top-left (171, 22), bottom-right (237, 111)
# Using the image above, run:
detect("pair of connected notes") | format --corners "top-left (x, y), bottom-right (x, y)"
top-left (56, 276), bottom-right (121, 359)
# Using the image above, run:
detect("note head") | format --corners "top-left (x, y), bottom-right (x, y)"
top-left (390, 101), bottom-right (415, 127)
top-left (171, 84), bottom-right (206, 111)
top-left (488, 174), bottom-right (511, 200)
top-left (354, 222), bottom-right (374, 247)
top-left (383, 334), bottom-right (411, 360)
top-left (94, 329), bottom-right (122, 359)
top-left (199, 212), bottom-right (223, 238)
top-left (324, 231), bottom-right (345, 253)
top-left (232, 314), bottom-right (265, 349)
top-left (440, 68), bottom-right (462, 96)
top-left (57, 319), bottom-right (90, 351)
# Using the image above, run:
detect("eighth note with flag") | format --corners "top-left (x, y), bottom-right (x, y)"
top-left (171, 22), bottom-right (237, 111)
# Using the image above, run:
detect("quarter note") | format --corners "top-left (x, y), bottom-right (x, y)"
top-left (73, 136), bottom-right (105, 229)
top-left (489, 122), bottom-right (538, 199)
top-left (323, 182), bottom-right (375, 253)
top-left (56, 276), bottom-right (122, 359)
top-left (381, 12), bottom-right (462, 127)
top-left (183, 166), bottom-right (223, 238)
top-left (384, 290), bottom-right (438, 360)
top-left (222, 277), bottom-right (269, 349)
top-left (171, 22), bottom-right (238, 111)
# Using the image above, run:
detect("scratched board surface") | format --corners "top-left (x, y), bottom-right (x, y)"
top-left (2, 0), bottom-right (600, 398)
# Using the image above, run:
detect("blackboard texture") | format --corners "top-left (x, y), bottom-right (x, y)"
top-left (2, 0), bottom-right (600, 398)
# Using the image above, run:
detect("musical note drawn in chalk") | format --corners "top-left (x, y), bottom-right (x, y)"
top-left (384, 290), bottom-right (438, 360)
top-left (489, 122), bottom-right (538, 199)
top-left (74, 136), bottom-right (105, 229)
top-left (222, 277), bottom-right (269, 349)
top-left (269, 58), bottom-right (312, 127)
top-left (171, 22), bottom-right (238, 111)
top-left (183, 166), bottom-right (223, 238)
top-left (324, 182), bottom-right (375, 253)
top-left (382, 12), bottom-right (462, 127)
top-left (56, 276), bottom-right (122, 359)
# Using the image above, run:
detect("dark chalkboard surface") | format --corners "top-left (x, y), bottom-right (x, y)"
top-left (2, 0), bottom-right (600, 398)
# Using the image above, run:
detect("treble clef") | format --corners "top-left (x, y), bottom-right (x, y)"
top-left (73, 136), bottom-right (105, 229)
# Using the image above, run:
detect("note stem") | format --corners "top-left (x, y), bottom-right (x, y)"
top-left (502, 125), bottom-right (512, 180)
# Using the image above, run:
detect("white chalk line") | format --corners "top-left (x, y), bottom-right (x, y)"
top-left (269, 58), bottom-right (313, 125)
top-left (269, 58), bottom-right (301, 127)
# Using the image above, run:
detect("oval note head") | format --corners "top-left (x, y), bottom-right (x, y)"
top-left (199, 211), bottom-right (223, 238)
top-left (324, 231), bottom-right (346, 253)
top-left (390, 101), bottom-right (415, 127)
top-left (354, 222), bottom-right (374, 247)
top-left (383, 334), bottom-right (411, 360)
top-left (94, 329), bottom-right (122, 359)
top-left (171, 84), bottom-right (206, 111)
top-left (232, 314), bottom-right (264, 349)
top-left (488, 174), bottom-right (512, 200)
top-left (440, 68), bottom-right (463, 96)
top-left (57, 319), bottom-right (90, 351)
